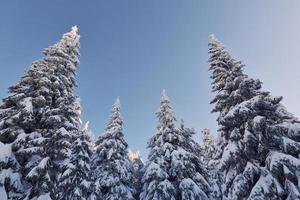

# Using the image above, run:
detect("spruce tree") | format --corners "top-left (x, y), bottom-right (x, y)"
top-left (209, 35), bottom-right (300, 199)
top-left (0, 49), bottom-right (62, 199)
top-left (0, 26), bottom-right (82, 199)
top-left (23, 26), bottom-right (82, 200)
top-left (140, 90), bottom-right (210, 200)
top-left (208, 35), bottom-right (262, 199)
top-left (128, 151), bottom-right (144, 200)
top-left (200, 129), bottom-right (222, 200)
top-left (201, 128), bottom-right (216, 163)
top-left (58, 128), bottom-right (92, 200)
top-left (91, 98), bottom-right (135, 200)
top-left (0, 26), bottom-right (80, 199)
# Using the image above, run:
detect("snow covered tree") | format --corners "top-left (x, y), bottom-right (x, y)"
top-left (0, 65), bottom-right (43, 199)
top-left (128, 150), bottom-right (144, 200)
top-left (140, 90), bottom-right (210, 200)
top-left (91, 98), bottom-right (135, 200)
top-left (179, 120), bottom-right (203, 161)
top-left (201, 128), bottom-right (216, 162)
top-left (0, 26), bottom-right (82, 199)
top-left (208, 35), bottom-right (263, 199)
top-left (58, 128), bottom-right (93, 200)
top-left (200, 129), bottom-right (222, 200)
top-left (23, 26), bottom-right (82, 200)
top-left (209, 35), bottom-right (300, 199)
top-left (208, 34), bottom-right (262, 149)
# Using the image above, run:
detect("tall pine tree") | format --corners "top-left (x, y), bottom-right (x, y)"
top-left (91, 98), bottom-right (135, 200)
top-left (209, 35), bottom-right (300, 199)
top-left (0, 26), bottom-right (82, 199)
top-left (25, 26), bottom-right (81, 200)
top-left (140, 90), bottom-right (210, 200)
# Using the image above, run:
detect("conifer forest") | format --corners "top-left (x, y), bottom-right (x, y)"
top-left (0, 26), bottom-right (300, 200)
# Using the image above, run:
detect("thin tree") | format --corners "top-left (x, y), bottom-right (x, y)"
top-left (91, 98), bottom-right (135, 200)
top-left (140, 90), bottom-right (210, 200)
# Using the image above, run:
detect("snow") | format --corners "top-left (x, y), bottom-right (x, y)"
top-left (280, 121), bottom-right (300, 138)
top-left (62, 25), bottom-right (80, 46)
top-left (70, 26), bottom-right (78, 38)
top-left (50, 115), bottom-right (61, 123)
top-left (267, 151), bottom-right (300, 172)
top-left (20, 97), bottom-right (33, 113)
top-left (253, 115), bottom-right (264, 124)
top-left (81, 180), bottom-right (90, 188)
top-left (38, 157), bottom-right (50, 169)
top-left (0, 142), bottom-right (12, 161)
top-left (180, 178), bottom-right (208, 200)
top-left (83, 121), bottom-right (90, 131)
top-left (114, 97), bottom-right (121, 108)
top-left (128, 150), bottom-right (141, 161)
top-left (282, 136), bottom-right (300, 153)
top-left (209, 34), bottom-right (216, 44)
top-left (160, 89), bottom-right (170, 102)
top-left (36, 193), bottom-right (51, 200)
top-left (18, 147), bottom-right (42, 154)
top-left (0, 186), bottom-right (7, 200)
top-left (59, 127), bottom-right (69, 136)
top-left (26, 166), bottom-right (39, 179)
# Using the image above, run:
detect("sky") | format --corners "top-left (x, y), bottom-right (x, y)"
top-left (0, 1), bottom-right (300, 157)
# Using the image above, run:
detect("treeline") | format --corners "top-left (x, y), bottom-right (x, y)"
top-left (0, 27), bottom-right (299, 200)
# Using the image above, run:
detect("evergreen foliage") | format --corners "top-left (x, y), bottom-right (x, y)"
top-left (201, 128), bottom-right (216, 162)
top-left (0, 26), bottom-right (81, 199)
top-left (91, 98), bottom-right (135, 200)
top-left (140, 90), bottom-right (211, 200)
top-left (58, 128), bottom-right (92, 200)
top-left (0, 26), bottom-right (299, 200)
top-left (209, 35), bottom-right (300, 200)
top-left (128, 151), bottom-right (144, 200)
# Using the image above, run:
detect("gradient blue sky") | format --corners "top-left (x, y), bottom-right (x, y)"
top-left (1, 1), bottom-right (300, 157)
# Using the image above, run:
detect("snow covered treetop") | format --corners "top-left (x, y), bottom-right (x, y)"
top-left (209, 34), bottom-right (216, 43)
top-left (105, 97), bottom-right (123, 132)
top-left (160, 89), bottom-right (170, 102)
top-left (63, 25), bottom-right (80, 40)
top-left (155, 89), bottom-right (176, 132)
top-left (201, 128), bottom-right (210, 136)
top-left (110, 97), bottom-right (121, 121)
top-left (114, 97), bottom-right (121, 108)
top-left (46, 25), bottom-right (80, 51)
top-left (43, 25), bottom-right (80, 61)
top-left (71, 25), bottom-right (78, 36)
top-left (128, 150), bottom-right (141, 161)
top-left (209, 34), bottom-right (223, 47)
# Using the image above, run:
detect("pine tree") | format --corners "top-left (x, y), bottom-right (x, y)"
top-left (0, 46), bottom-right (63, 199)
top-left (208, 34), bottom-right (262, 144)
top-left (22, 26), bottom-right (82, 200)
top-left (0, 26), bottom-right (82, 199)
top-left (209, 35), bottom-right (300, 199)
top-left (200, 129), bottom-right (222, 200)
top-left (201, 128), bottom-right (216, 162)
top-left (58, 128), bottom-right (92, 200)
top-left (91, 98), bottom-right (135, 200)
top-left (208, 35), bottom-right (263, 199)
top-left (140, 90), bottom-right (210, 200)
top-left (128, 150), bottom-right (144, 200)
top-left (0, 26), bottom-right (80, 199)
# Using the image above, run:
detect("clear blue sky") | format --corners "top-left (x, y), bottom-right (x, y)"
top-left (1, 1), bottom-right (300, 157)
